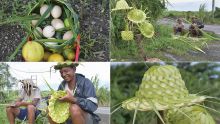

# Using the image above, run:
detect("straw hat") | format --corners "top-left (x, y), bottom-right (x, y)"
top-left (138, 21), bottom-right (154, 38)
top-left (166, 105), bottom-right (215, 124)
top-left (122, 65), bottom-right (206, 111)
top-left (54, 62), bottom-right (79, 70)
top-left (20, 79), bottom-right (37, 89)
top-left (127, 9), bottom-right (146, 23)
top-left (112, 0), bottom-right (133, 11)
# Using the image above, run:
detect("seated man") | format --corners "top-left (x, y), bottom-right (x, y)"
top-left (173, 18), bottom-right (184, 35)
top-left (189, 17), bottom-right (204, 37)
top-left (6, 79), bottom-right (41, 124)
top-left (48, 62), bottom-right (100, 124)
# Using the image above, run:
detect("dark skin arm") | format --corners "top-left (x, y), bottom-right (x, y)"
top-left (59, 90), bottom-right (77, 103)
top-left (14, 98), bottom-right (40, 107)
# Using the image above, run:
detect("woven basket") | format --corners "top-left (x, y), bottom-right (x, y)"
top-left (8, 0), bottom-right (80, 61)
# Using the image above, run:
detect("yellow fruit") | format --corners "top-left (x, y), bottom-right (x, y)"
top-left (63, 49), bottom-right (75, 60)
top-left (48, 53), bottom-right (64, 62)
top-left (43, 51), bottom-right (52, 61)
top-left (22, 41), bottom-right (44, 62)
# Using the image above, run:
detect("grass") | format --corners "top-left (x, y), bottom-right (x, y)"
top-left (162, 10), bottom-right (220, 24)
top-left (111, 23), bottom-right (210, 61)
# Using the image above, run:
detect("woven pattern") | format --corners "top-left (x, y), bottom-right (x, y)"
top-left (166, 106), bottom-right (216, 124)
top-left (122, 65), bottom-right (206, 111)
top-left (138, 21), bottom-right (154, 38)
top-left (127, 9), bottom-right (146, 23)
top-left (121, 31), bottom-right (134, 41)
top-left (112, 0), bottom-right (133, 11)
top-left (48, 91), bottom-right (70, 123)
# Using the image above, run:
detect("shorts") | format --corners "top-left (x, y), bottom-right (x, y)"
top-left (17, 108), bottom-right (41, 120)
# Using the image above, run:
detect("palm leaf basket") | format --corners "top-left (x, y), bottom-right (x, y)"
top-left (8, 0), bottom-right (80, 61)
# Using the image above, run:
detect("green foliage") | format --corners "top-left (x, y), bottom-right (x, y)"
top-left (111, 0), bottom-right (165, 60)
top-left (91, 75), bottom-right (110, 106)
top-left (111, 63), bottom-right (220, 124)
top-left (215, 7), bottom-right (220, 18)
top-left (111, 24), bottom-right (209, 61)
top-left (0, 63), bottom-right (17, 103)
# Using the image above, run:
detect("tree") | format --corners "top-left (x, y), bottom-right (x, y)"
top-left (0, 63), bottom-right (17, 103)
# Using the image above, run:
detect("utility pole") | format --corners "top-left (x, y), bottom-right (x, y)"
top-left (212, 0), bottom-right (215, 18)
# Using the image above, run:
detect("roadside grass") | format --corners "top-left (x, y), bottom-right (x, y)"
top-left (111, 24), bottom-right (209, 61)
top-left (162, 10), bottom-right (220, 24)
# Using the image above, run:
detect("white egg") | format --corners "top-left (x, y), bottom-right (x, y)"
top-left (31, 13), bottom-right (38, 26)
top-left (63, 31), bottom-right (73, 40)
top-left (51, 19), bottom-right (64, 30)
top-left (40, 4), bottom-right (50, 18)
top-left (43, 26), bottom-right (55, 38)
top-left (51, 5), bottom-right (62, 19)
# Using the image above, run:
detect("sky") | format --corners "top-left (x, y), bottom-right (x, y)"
top-left (167, 0), bottom-right (220, 11)
top-left (6, 62), bottom-right (110, 91)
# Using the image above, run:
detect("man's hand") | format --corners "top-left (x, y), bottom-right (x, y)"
top-left (59, 90), bottom-right (76, 103)
top-left (14, 101), bottom-right (22, 107)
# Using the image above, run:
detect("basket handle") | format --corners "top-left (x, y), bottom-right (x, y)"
top-left (75, 34), bottom-right (80, 62)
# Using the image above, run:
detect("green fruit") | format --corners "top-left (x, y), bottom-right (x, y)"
top-left (63, 49), bottom-right (75, 60)
top-left (22, 41), bottom-right (44, 62)
top-left (121, 31), bottom-right (134, 41)
top-left (43, 51), bottom-right (52, 61)
top-left (64, 18), bottom-right (70, 28)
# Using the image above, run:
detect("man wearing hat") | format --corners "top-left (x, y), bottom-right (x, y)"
top-left (6, 79), bottom-right (41, 124)
top-left (48, 62), bottom-right (100, 124)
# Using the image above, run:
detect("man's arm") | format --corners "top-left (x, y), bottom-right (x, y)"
top-left (75, 79), bottom-right (98, 113)
top-left (17, 98), bottom-right (40, 107)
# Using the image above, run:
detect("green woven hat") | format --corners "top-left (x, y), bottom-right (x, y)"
top-left (112, 0), bottom-right (133, 11)
top-left (138, 21), bottom-right (154, 38)
top-left (127, 9), bottom-right (146, 23)
top-left (122, 65), bottom-right (206, 111)
top-left (48, 90), bottom-right (70, 123)
top-left (54, 62), bottom-right (79, 70)
top-left (166, 105), bottom-right (216, 124)
top-left (121, 31), bottom-right (134, 41)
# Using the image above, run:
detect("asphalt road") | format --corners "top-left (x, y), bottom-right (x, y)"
top-left (159, 18), bottom-right (220, 36)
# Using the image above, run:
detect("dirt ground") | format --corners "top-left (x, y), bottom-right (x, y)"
top-left (0, 0), bottom-right (109, 61)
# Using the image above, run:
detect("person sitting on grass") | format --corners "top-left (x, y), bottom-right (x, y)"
top-left (6, 79), bottom-right (41, 124)
top-left (48, 62), bottom-right (100, 124)
top-left (189, 16), bottom-right (204, 37)
top-left (173, 18), bottom-right (184, 35)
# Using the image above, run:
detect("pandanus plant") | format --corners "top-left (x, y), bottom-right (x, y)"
top-left (111, 0), bottom-right (156, 61)
top-left (112, 65), bottom-right (219, 124)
